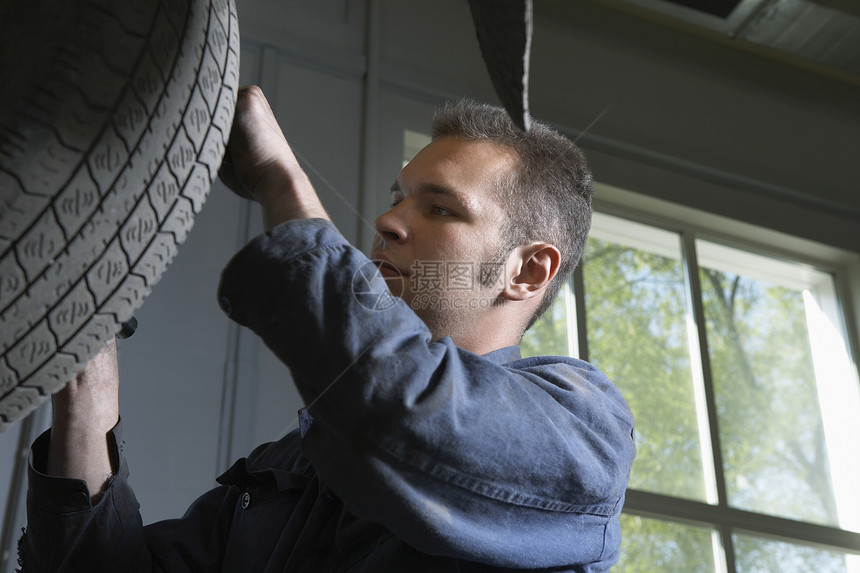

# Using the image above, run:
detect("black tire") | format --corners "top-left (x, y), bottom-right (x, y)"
top-left (0, 0), bottom-right (240, 430)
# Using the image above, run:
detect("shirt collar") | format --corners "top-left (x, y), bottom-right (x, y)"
top-left (481, 345), bottom-right (522, 365)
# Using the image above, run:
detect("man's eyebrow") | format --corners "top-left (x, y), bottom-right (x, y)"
top-left (388, 181), bottom-right (464, 201)
top-left (421, 183), bottom-right (462, 199)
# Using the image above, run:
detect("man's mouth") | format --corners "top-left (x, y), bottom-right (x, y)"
top-left (370, 254), bottom-right (406, 278)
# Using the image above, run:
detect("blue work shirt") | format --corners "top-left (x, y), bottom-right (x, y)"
top-left (22, 219), bottom-right (635, 572)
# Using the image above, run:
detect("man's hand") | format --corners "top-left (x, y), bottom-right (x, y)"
top-left (219, 86), bottom-right (330, 229)
top-left (47, 339), bottom-right (119, 503)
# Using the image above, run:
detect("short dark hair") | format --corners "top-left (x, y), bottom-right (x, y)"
top-left (431, 100), bottom-right (594, 331)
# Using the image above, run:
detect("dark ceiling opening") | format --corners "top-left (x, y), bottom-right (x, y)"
top-left (664, 0), bottom-right (742, 18)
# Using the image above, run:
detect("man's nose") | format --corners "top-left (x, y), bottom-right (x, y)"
top-left (374, 204), bottom-right (408, 244)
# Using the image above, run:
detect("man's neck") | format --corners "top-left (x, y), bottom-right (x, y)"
top-left (443, 313), bottom-right (525, 356)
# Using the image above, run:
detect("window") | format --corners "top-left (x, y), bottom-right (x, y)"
top-left (523, 185), bottom-right (860, 571)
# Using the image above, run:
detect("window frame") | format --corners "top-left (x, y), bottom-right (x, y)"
top-left (585, 182), bottom-right (860, 568)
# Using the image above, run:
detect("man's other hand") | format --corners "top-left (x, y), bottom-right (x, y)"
top-left (47, 338), bottom-right (120, 502)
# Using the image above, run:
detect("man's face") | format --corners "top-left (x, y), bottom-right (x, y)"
top-left (371, 135), bottom-right (517, 334)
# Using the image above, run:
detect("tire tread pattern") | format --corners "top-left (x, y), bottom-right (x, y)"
top-left (0, 0), bottom-right (239, 429)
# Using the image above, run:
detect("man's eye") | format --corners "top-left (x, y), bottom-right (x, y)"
top-left (389, 199), bottom-right (402, 208)
top-left (432, 206), bottom-right (453, 216)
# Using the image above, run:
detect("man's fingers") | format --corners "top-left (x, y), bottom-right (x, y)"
top-left (219, 85), bottom-right (284, 202)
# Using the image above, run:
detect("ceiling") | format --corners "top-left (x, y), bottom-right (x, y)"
top-left (591, 0), bottom-right (860, 84)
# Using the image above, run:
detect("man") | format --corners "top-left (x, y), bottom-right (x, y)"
top-left (21, 86), bottom-right (635, 572)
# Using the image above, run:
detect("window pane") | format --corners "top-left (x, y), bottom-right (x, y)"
top-left (697, 240), bottom-right (854, 527)
top-left (617, 514), bottom-right (719, 572)
top-left (402, 129), bottom-right (430, 166)
top-left (733, 533), bottom-right (851, 573)
top-left (584, 213), bottom-right (712, 502)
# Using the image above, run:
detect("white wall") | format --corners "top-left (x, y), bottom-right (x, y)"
top-left (3, 0), bottom-right (859, 570)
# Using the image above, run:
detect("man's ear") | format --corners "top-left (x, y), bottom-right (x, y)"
top-left (502, 242), bottom-right (561, 301)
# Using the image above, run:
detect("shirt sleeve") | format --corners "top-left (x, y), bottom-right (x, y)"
top-left (217, 218), bottom-right (636, 570)
top-left (22, 421), bottom-right (238, 573)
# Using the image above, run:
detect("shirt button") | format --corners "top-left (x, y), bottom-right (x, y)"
top-left (241, 491), bottom-right (250, 509)
top-left (72, 491), bottom-right (90, 508)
